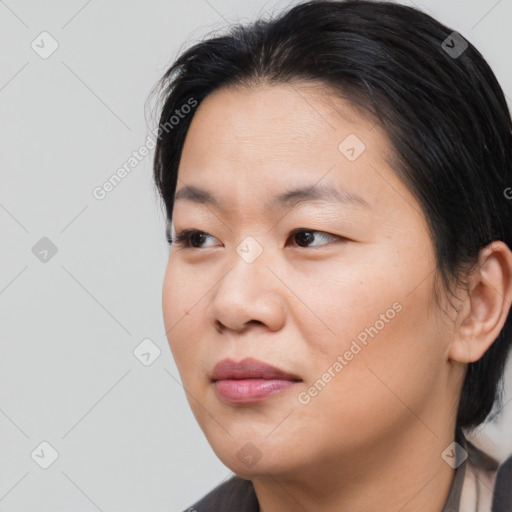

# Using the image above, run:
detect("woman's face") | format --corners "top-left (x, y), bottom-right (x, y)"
top-left (162, 83), bottom-right (458, 479)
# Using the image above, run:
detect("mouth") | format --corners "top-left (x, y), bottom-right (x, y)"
top-left (211, 357), bottom-right (302, 404)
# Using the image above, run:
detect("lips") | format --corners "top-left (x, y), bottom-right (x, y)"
top-left (211, 357), bottom-right (302, 404)
top-left (211, 357), bottom-right (301, 382)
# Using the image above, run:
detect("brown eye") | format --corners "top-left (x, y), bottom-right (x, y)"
top-left (168, 230), bottom-right (219, 249)
top-left (188, 232), bottom-right (208, 248)
top-left (290, 229), bottom-right (340, 248)
top-left (294, 231), bottom-right (315, 247)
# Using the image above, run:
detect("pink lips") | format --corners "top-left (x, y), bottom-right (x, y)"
top-left (211, 357), bottom-right (301, 404)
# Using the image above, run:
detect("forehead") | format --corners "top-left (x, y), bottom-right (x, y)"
top-left (180, 82), bottom-right (380, 165)
top-left (174, 82), bottom-right (421, 224)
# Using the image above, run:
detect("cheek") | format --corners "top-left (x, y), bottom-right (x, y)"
top-left (162, 257), bottom-right (208, 325)
top-left (162, 261), bottom-right (181, 338)
top-left (308, 276), bottom-right (444, 429)
top-left (162, 260), bottom-right (205, 370)
top-left (282, 252), bottom-right (404, 360)
top-left (293, 245), bottom-right (444, 397)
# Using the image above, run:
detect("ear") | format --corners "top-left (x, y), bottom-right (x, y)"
top-left (449, 241), bottom-right (512, 363)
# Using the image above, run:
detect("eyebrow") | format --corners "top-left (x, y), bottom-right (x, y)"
top-left (173, 182), bottom-right (370, 211)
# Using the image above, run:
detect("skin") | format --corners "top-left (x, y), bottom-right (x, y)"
top-left (161, 82), bottom-right (512, 512)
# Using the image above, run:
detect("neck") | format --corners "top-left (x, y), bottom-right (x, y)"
top-left (252, 420), bottom-right (457, 512)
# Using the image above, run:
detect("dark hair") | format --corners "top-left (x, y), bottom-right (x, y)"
top-left (149, 0), bottom-right (512, 431)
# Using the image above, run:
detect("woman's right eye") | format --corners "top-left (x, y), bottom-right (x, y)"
top-left (167, 229), bottom-right (219, 249)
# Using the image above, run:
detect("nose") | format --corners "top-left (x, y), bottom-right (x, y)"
top-left (206, 244), bottom-right (286, 335)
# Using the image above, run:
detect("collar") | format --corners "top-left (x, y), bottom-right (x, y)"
top-left (443, 427), bottom-right (500, 512)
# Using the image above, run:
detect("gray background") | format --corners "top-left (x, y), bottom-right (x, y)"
top-left (1, 0), bottom-right (511, 510)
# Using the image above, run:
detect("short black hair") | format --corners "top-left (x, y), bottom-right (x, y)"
top-left (149, 0), bottom-right (512, 431)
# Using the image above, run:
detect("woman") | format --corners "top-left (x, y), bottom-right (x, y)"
top-left (149, 1), bottom-right (512, 510)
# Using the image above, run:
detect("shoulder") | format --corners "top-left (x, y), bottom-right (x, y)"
top-left (492, 452), bottom-right (512, 512)
top-left (460, 435), bottom-right (512, 512)
top-left (459, 439), bottom-right (499, 511)
top-left (182, 474), bottom-right (259, 512)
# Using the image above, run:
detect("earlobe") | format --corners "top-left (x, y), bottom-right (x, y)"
top-left (449, 241), bottom-right (512, 364)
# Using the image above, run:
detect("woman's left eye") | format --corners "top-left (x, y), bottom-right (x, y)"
top-left (167, 228), bottom-right (342, 249)
top-left (288, 228), bottom-right (341, 248)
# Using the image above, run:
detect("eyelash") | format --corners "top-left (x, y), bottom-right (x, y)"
top-left (166, 228), bottom-right (343, 249)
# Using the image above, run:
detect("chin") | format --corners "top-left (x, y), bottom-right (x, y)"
top-left (206, 434), bottom-right (302, 480)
